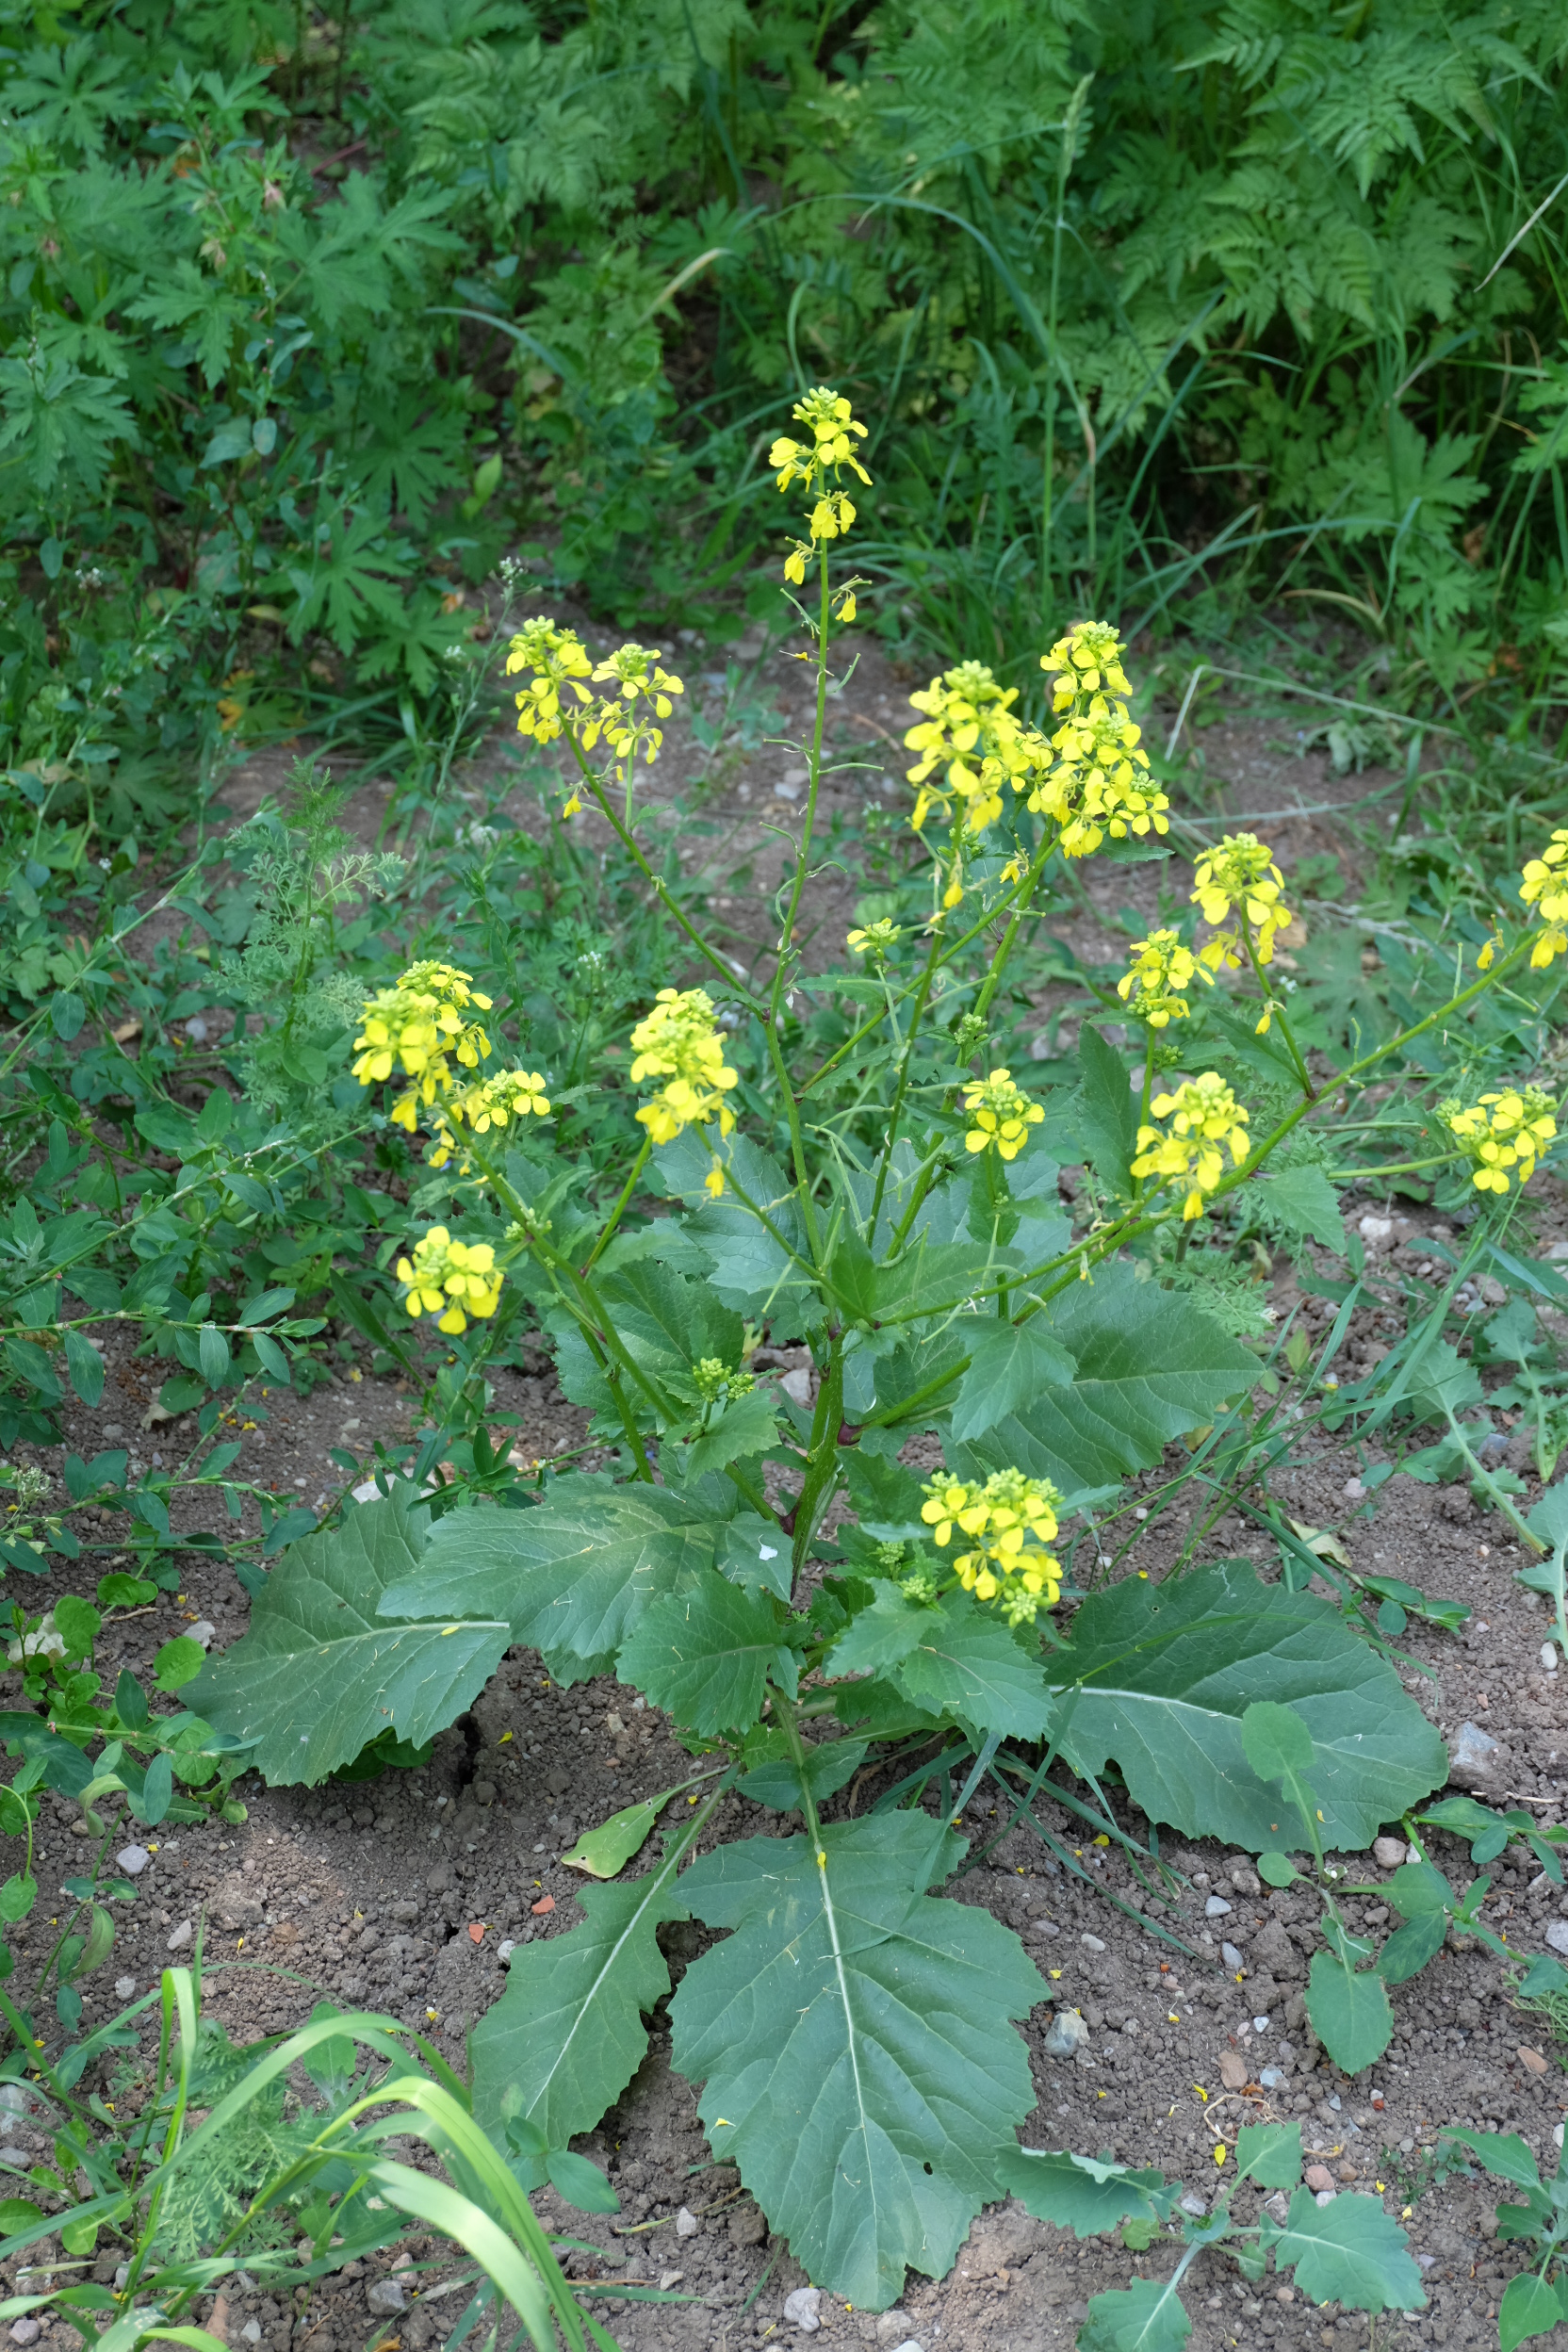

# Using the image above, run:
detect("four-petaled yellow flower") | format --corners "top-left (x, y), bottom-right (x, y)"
top-left (1131, 1072), bottom-right (1251, 1220)
top-left (1191, 834), bottom-right (1295, 970)
top-left (961, 1069), bottom-right (1045, 1161)
top-left (505, 617), bottom-right (593, 746)
top-left (904, 662), bottom-right (1042, 840)
top-left (397, 1227), bottom-right (504, 1335)
top-left (429, 1068), bottom-right (551, 1168)
top-left (771, 386), bottom-right (872, 586)
top-left (630, 987), bottom-right (739, 1146)
top-left (1440, 1086), bottom-right (1557, 1193)
top-left (352, 961), bottom-right (494, 1131)
top-left (920, 1468), bottom-right (1063, 1621)
top-left (1117, 929), bottom-right (1212, 1029)
top-left (1025, 624), bottom-right (1169, 856)
top-left (846, 918), bottom-right (901, 963)
top-left (1519, 827), bottom-right (1568, 967)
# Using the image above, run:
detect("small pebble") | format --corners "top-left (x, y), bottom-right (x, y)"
top-left (497, 1939), bottom-right (515, 1964)
top-left (114, 1976), bottom-right (136, 2000)
top-left (166, 1920), bottom-right (192, 1951)
top-left (1304, 2164), bottom-right (1335, 2194)
top-left (1080, 1933), bottom-right (1106, 1953)
top-left (659, 2271), bottom-right (683, 2292)
top-left (11, 2320), bottom-right (40, 2344)
top-left (1042, 2010), bottom-right (1089, 2059)
top-left (1315, 2188), bottom-right (1337, 2207)
top-left (675, 2206), bottom-right (699, 2238)
top-left (1372, 1837), bottom-right (1407, 1869)
top-left (1221, 1942), bottom-right (1244, 1971)
top-left (784, 2286), bottom-right (823, 2332)
top-left (117, 1846), bottom-right (150, 1876)
top-left (1544, 1644), bottom-right (1559, 1674)
top-left (1205, 1895), bottom-right (1232, 1919)
top-left (187, 1621), bottom-right (216, 1650)
top-left (1252, 2014), bottom-right (1270, 2033)
top-left (1343, 1478), bottom-right (1365, 1502)
top-left (1179, 2193), bottom-right (1207, 2216)
top-left (1259, 2067), bottom-right (1282, 2088)
top-left (367, 2280), bottom-right (407, 2316)
top-left (1544, 1920), bottom-right (1568, 1957)
top-left (242, 2325), bottom-right (262, 2344)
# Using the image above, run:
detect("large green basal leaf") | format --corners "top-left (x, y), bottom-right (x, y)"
top-left (616, 1572), bottom-right (787, 1734)
top-left (1277, 2189), bottom-right (1425, 2311)
top-left (952, 1266), bottom-right (1258, 1494)
top-left (1051, 1562), bottom-right (1446, 1851)
top-left (378, 1478), bottom-right (715, 1685)
top-left (185, 1491), bottom-right (509, 1787)
top-left (1080, 2274), bottom-right (1193, 2352)
top-left (470, 1847), bottom-right (688, 2150)
top-left (668, 1811), bottom-right (1044, 2311)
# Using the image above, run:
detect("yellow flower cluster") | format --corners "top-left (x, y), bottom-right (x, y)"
top-left (1519, 829), bottom-right (1568, 968)
top-left (1023, 624), bottom-right (1170, 857)
top-left (771, 386), bottom-right (871, 588)
top-left (921, 1468), bottom-right (1063, 1622)
top-left (847, 918), bottom-right (901, 963)
top-left (1191, 834), bottom-right (1295, 970)
top-left (1440, 1086), bottom-right (1557, 1194)
top-left (904, 663), bottom-right (1042, 839)
top-left (1131, 1072), bottom-right (1251, 1219)
top-left (961, 1068), bottom-right (1045, 1161)
top-left (629, 987), bottom-right (739, 1147)
top-left (397, 1226), bottom-right (503, 1335)
top-left (505, 620), bottom-right (685, 810)
top-left (428, 1067), bottom-right (551, 1168)
top-left (1117, 929), bottom-right (1212, 1029)
top-left (352, 962), bottom-right (494, 1133)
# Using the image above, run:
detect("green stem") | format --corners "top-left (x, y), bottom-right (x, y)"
top-left (866, 921), bottom-right (945, 1234)
top-left (582, 1133), bottom-right (652, 1272)
top-left (1241, 928), bottom-right (1313, 1098)
top-left (788, 1341), bottom-right (845, 1576)
top-left (1442, 1404), bottom-right (1545, 1553)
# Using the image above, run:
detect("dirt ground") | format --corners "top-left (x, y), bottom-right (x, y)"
top-left (3, 648), bottom-right (1563, 2351)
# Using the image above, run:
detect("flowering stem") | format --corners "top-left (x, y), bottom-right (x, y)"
top-left (564, 730), bottom-right (765, 1014)
top-left (581, 1135), bottom-right (653, 1274)
top-left (1323, 1153), bottom-right (1455, 1180)
top-left (1241, 927), bottom-right (1314, 1098)
top-left (970, 833), bottom-right (1063, 1025)
top-left (867, 921), bottom-right (945, 1235)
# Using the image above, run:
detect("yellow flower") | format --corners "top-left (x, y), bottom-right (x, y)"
top-left (505, 616), bottom-right (593, 746)
top-left (961, 1068), bottom-right (1045, 1161)
top-left (352, 961), bottom-right (494, 1121)
top-left (592, 642), bottom-right (684, 717)
top-left (429, 1068), bottom-right (551, 1168)
top-left (704, 1166), bottom-right (726, 1200)
top-left (562, 792), bottom-right (582, 819)
top-left (630, 988), bottom-right (739, 1145)
top-left (771, 386), bottom-right (872, 581)
top-left (396, 1226), bottom-right (504, 1335)
top-left (920, 1468), bottom-right (1063, 1620)
top-left (847, 918), bottom-right (901, 963)
top-left (1191, 834), bottom-right (1295, 969)
top-left (1131, 1072), bottom-right (1251, 1219)
top-left (1519, 826), bottom-right (1568, 966)
top-left (904, 662), bottom-right (1041, 840)
top-left (1117, 929), bottom-right (1212, 1029)
top-left (1024, 623), bottom-right (1168, 857)
top-left (1440, 1086), bottom-right (1557, 1193)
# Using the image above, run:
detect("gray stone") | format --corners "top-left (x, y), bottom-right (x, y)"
top-left (366, 2280), bottom-right (407, 2317)
top-left (114, 1976), bottom-right (136, 2000)
top-left (1080, 1933), bottom-right (1106, 1953)
top-left (187, 1621), bottom-right (216, 1650)
top-left (1449, 1721), bottom-right (1501, 1784)
top-left (1373, 1837), bottom-right (1407, 1869)
top-left (209, 1874), bottom-right (262, 1931)
top-left (241, 2323), bottom-right (262, 2344)
top-left (1544, 1920), bottom-right (1568, 1957)
top-left (784, 2286), bottom-right (823, 2332)
top-left (116, 1846), bottom-right (150, 1876)
top-left (1179, 2194), bottom-right (1206, 2217)
top-left (1221, 1942), bottom-right (1244, 1971)
top-left (675, 2206), bottom-right (699, 2238)
top-left (885, 2343), bottom-right (923, 2352)
top-left (1042, 2009), bottom-right (1090, 2058)
top-left (166, 1920), bottom-right (192, 1951)
top-left (1204, 1895), bottom-right (1232, 1919)
top-left (874, 2318), bottom-right (909, 2348)
top-left (10, 2320), bottom-right (40, 2344)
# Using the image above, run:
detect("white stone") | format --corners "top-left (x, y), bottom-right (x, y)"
top-left (1263, 2192), bottom-right (1290, 2224)
top-left (1315, 2188), bottom-right (1337, 2207)
top-left (241, 2324), bottom-right (263, 2344)
top-left (779, 1367), bottom-right (814, 1407)
top-left (784, 2287), bottom-right (823, 2332)
top-left (1545, 1921), bottom-right (1568, 1957)
top-left (659, 2271), bottom-right (683, 2292)
top-left (366, 2280), bottom-right (407, 2316)
top-left (166, 1920), bottom-right (192, 1951)
top-left (885, 2343), bottom-right (923, 2352)
top-left (1205, 1895), bottom-right (1232, 1918)
top-left (675, 2206), bottom-right (699, 2238)
top-left (1080, 1933), bottom-right (1106, 1952)
top-left (497, 1939), bottom-right (515, 1964)
top-left (11, 2320), bottom-right (40, 2344)
top-left (187, 1620), bottom-right (217, 1650)
top-left (1358, 1215), bottom-right (1394, 1250)
top-left (1179, 2193), bottom-right (1207, 2216)
top-left (116, 1846), bottom-right (150, 1876)
top-left (114, 1976), bottom-right (136, 2000)
top-left (1449, 1722), bottom-right (1499, 1774)
top-left (1373, 1838), bottom-right (1407, 1869)
top-left (1221, 1942), bottom-right (1244, 1971)
top-left (1544, 1644), bottom-right (1560, 1674)
top-left (1343, 1478), bottom-right (1365, 1502)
